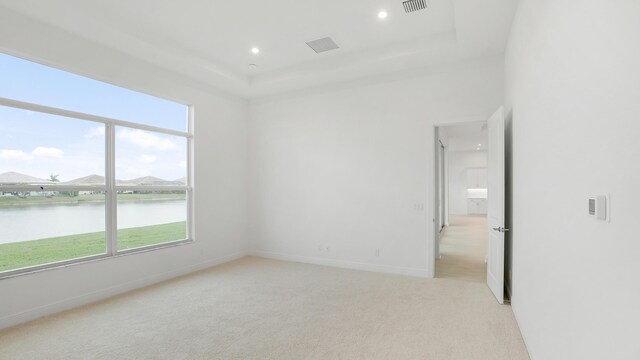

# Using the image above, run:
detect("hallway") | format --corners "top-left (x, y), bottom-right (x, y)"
top-left (436, 215), bottom-right (488, 283)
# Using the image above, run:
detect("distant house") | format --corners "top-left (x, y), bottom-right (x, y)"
top-left (115, 176), bottom-right (183, 193)
top-left (62, 174), bottom-right (105, 194)
top-left (0, 173), bottom-right (186, 196)
top-left (0, 172), bottom-right (53, 196)
top-left (118, 176), bottom-right (168, 186)
top-left (62, 174), bottom-right (105, 186)
top-left (0, 171), bottom-right (51, 185)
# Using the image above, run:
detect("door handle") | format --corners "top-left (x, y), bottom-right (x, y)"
top-left (492, 227), bottom-right (511, 233)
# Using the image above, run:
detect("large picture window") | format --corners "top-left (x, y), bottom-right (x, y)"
top-left (0, 53), bottom-right (192, 275)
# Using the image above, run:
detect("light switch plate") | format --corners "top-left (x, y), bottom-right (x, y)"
top-left (588, 194), bottom-right (609, 221)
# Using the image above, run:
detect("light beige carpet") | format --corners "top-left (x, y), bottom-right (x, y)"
top-left (0, 256), bottom-right (529, 360)
top-left (437, 215), bottom-right (489, 283)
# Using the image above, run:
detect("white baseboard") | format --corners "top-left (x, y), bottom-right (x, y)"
top-left (250, 250), bottom-right (430, 278)
top-left (0, 251), bottom-right (248, 330)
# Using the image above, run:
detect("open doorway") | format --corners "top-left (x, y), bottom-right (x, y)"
top-left (434, 121), bottom-right (489, 283)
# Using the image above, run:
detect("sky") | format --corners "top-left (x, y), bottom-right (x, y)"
top-left (0, 53), bottom-right (188, 182)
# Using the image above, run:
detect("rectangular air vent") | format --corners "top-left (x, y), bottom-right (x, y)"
top-left (403, 0), bottom-right (428, 13)
top-left (306, 37), bottom-right (339, 53)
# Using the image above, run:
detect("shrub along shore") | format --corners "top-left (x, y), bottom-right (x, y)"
top-left (0, 193), bottom-right (186, 207)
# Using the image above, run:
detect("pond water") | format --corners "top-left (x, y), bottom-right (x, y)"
top-left (0, 200), bottom-right (186, 244)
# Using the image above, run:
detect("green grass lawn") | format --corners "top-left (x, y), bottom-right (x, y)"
top-left (0, 221), bottom-right (187, 272)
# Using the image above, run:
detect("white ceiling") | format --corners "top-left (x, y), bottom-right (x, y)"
top-left (0, 0), bottom-right (518, 98)
top-left (440, 121), bottom-right (487, 152)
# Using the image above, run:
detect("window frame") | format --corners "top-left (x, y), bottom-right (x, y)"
top-left (0, 96), bottom-right (194, 278)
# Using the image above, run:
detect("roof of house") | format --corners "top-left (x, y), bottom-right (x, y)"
top-left (0, 172), bottom-right (51, 184)
top-left (1, 172), bottom-right (184, 187)
top-left (62, 174), bottom-right (105, 186)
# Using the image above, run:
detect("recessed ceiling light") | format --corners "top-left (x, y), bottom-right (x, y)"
top-left (248, 64), bottom-right (258, 70)
top-left (478, 144), bottom-right (482, 146)
top-left (378, 10), bottom-right (388, 19)
top-left (251, 47), bottom-right (260, 54)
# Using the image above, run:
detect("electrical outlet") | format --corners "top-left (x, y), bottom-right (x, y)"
top-left (414, 203), bottom-right (425, 211)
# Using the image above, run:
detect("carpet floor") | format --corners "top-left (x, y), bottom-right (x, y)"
top-left (436, 215), bottom-right (489, 283)
top-left (0, 256), bottom-right (529, 359)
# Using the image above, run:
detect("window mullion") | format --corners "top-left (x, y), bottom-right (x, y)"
top-left (187, 106), bottom-right (195, 241)
top-left (105, 123), bottom-right (117, 256)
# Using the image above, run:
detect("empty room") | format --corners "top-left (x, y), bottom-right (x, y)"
top-left (1, 1), bottom-right (638, 359)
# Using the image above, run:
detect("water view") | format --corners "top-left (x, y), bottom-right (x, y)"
top-left (0, 194), bottom-right (187, 272)
top-left (0, 198), bottom-right (186, 244)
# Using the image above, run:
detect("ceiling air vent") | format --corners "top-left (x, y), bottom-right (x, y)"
top-left (306, 37), bottom-right (339, 53)
top-left (403, 0), bottom-right (428, 13)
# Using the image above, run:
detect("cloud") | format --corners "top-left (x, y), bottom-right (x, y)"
top-left (1, 147), bottom-right (65, 160)
top-left (178, 160), bottom-right (187, 168)
top-left (138, 154), bottom-right (157, 164)
top-left (0, 149), bottom-right (32, 160)
top-left (84, 126), bottom-right (105, 139)
top-left (118, 128), bottom-right (178, 151)
top-left (32, 146), bottom-right (64, 158)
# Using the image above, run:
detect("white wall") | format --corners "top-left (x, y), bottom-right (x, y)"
top-left (505, 0), bottom-right (640, 358)
top-left (447, 151), bottom-right (487, 215)
top-left (248, 56), bottom-right (504, 277)
top-left (0, 9), bottom-right (249, 329)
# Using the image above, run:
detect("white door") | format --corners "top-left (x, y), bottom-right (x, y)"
top-left (487, 107), bottom-right (507, 304)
